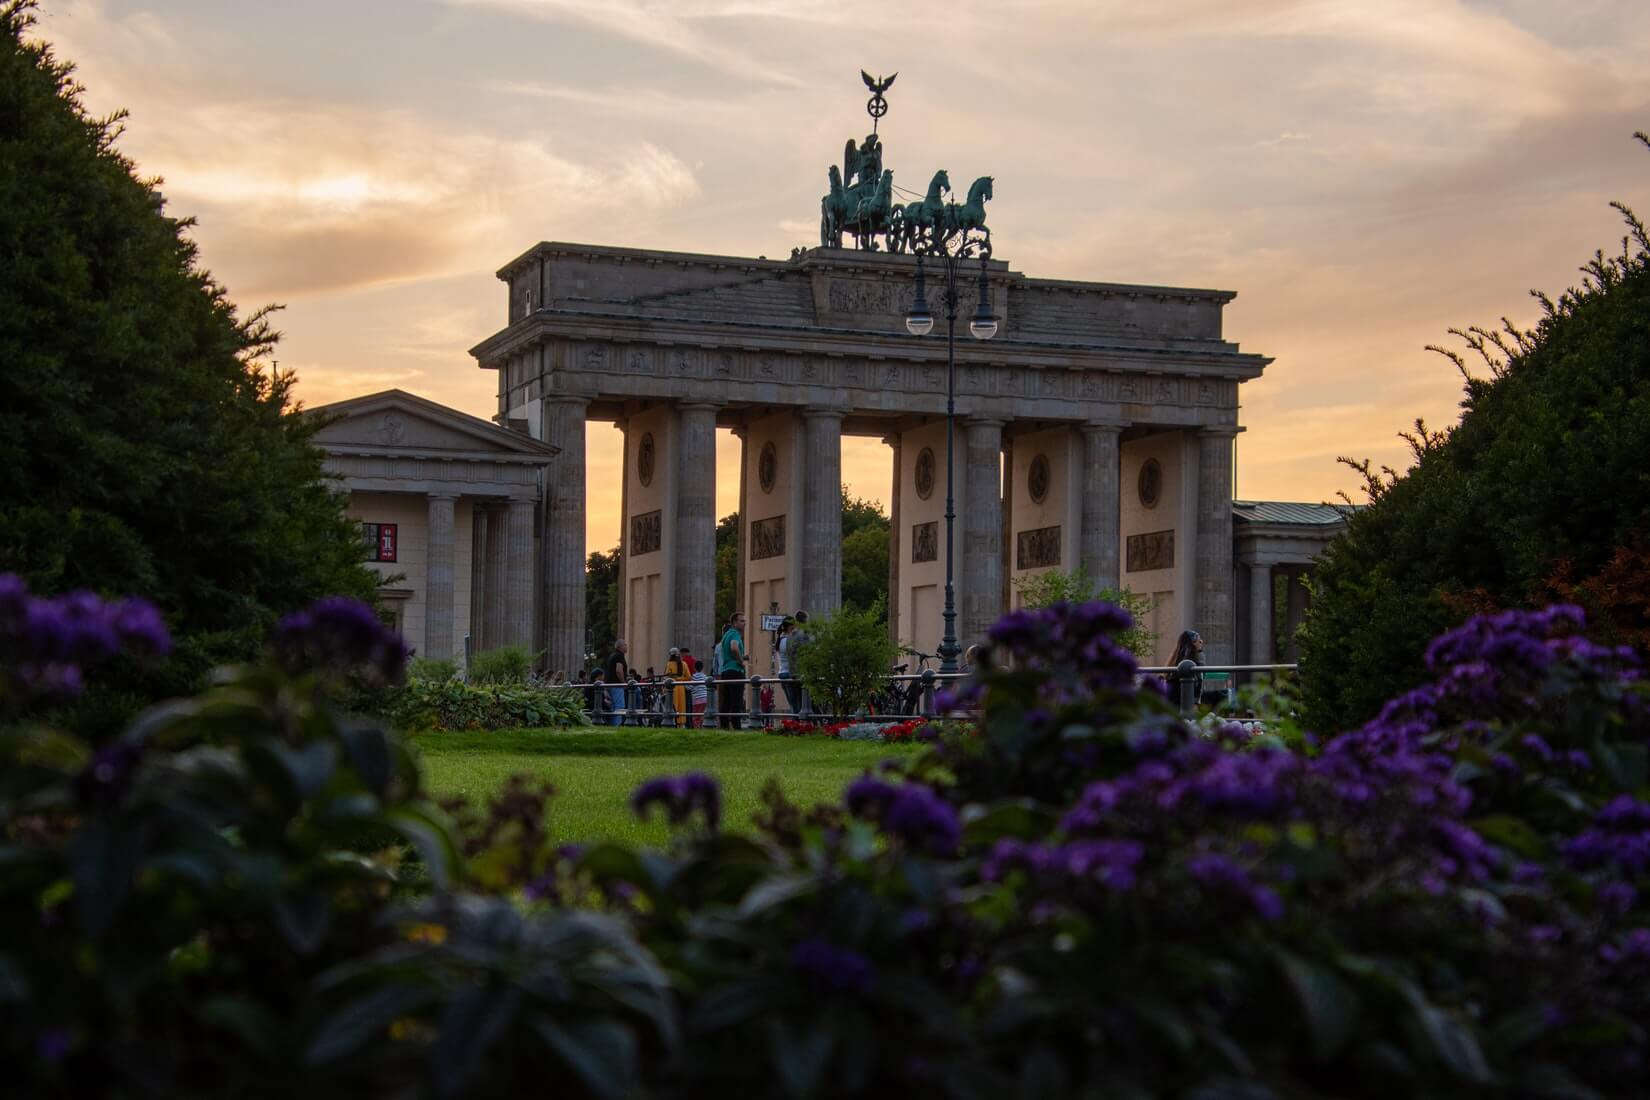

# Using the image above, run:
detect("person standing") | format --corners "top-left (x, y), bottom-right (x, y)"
top-left (1166, 629), bottom-right (1205, 707)
top-left (604, 639), bottom-right (629, 726)
top-left (689, 662), bottom-right (712, 727)
top-left (665, 647), bottom-right (690, 728)
top-left (775, 619), bottom-right (801, 715)
top-left (716, 612), bottom-right (747, 730)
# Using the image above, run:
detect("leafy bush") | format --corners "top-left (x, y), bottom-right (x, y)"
top-left (9, 577), bottom-right (1650, 1098)
top-left (465, 645), bottom-right (537, 684)
top-left (793, 599), bottom-right (900, 719)
top-left (1299, 137), bottom-right (1650, 727)
top-left (1013, 570), bottom-right (1159, 659)
top-left (389, 676), bottom-right (587, 731)
top-left (408, 656), bottom-right (458, 682)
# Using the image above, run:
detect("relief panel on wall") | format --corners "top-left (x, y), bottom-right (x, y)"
top-left (1016, 525), bottom-right (1062, 570)
top-left (1126, 530), bottom-right (1175, 572)
top-left (911, 521), bottom-right (938, 564)
top-left (751, 515), bottom-right (786, 560)
top-left (630, 510), bottom-right (662, 556)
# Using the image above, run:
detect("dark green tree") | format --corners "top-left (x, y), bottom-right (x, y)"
top-left (1297, 135), bottom-right (1650, 727)
top-left (714, 511), bottom-right (739, 630)
top-left (840, 491), bottom-right (890, 622)
top-left (584, 547), bottom-right (620, 671)
top-left (0, 2), bottom-right (377, 704)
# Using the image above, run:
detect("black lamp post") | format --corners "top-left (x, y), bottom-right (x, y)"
top-left (906, 243), bottom-right (997, 675)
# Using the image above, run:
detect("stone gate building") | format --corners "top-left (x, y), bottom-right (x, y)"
top-left (469, 242), bottom-right (1279, 673)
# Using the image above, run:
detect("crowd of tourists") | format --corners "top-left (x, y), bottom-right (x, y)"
top-left (574, 611), bottom-right (813, 729)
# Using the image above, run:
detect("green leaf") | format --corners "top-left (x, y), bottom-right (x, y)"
top-left (960, 798), bottom-right (1057, 845)
top-left (1471, 814), bottom-right (1546, 859)
top-left (532, 1017), bottom-right (638, 1100)
top-left (769, 1017), bottom-right (835, 1100)
top-left (385, 804), bottom-right (461, 888)
top-left (273, 890), bottom-right (333, 955)
top-left (435, 986), bottom-right (522, 1096)
top-left (1413, 1002), bottom-right (1493, 1085)
top-left (689, 977), bottom-right (789, 1032)
top-left (1275, 948), bottom-right (1361, 1060)
top-left (738, 872), bottom-right (820, 919)
top-left (200, 995), bottom-right (281, 1058)
top-left (305, 983), bottom-right (433, 1065)
top-left (340, 724), bottom-right (393, 796)
top-left (70, 818), bottom-right (141, 938)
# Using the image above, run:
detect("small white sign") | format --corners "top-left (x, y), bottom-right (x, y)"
top-left (760, 614), bottom-right (787, 632)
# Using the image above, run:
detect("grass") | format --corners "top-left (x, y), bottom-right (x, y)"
top-left (413, 725), bottom-right (922, 844)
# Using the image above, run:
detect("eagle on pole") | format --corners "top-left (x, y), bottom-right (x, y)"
top-left (861, 70), bottom-right (897, 96)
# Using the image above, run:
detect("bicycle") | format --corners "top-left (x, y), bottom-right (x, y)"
top-left (869, 651), bottom-right (937, 717)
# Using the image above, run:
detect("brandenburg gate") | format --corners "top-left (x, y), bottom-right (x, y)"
top-left (469, 80), bottom-right (1269, 676)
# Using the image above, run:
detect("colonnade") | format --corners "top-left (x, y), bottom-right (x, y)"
top-left (420, 493), bottom-right (533, 662)
top-left (537, 394), bottom-right (1238, 675)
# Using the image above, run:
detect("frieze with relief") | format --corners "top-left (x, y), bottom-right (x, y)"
top-left (630, 510), bottom-right (662, 556)
top-left (751, 515), bottom-right (786, 561)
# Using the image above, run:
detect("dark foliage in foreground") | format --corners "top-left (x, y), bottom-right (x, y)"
top-left (1299, 134), bottom-right (1650, 727)
top-left (4, 576), bottom-right (1650, 1098)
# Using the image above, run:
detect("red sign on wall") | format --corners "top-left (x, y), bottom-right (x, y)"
top-left (363, 522), bottom-right (398, 563)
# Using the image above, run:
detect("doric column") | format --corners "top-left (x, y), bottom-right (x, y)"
top-left (1249, 562), bottom-right (1273, 665)
top-left (885, 432), bottom-right (901, 645)
top-left (424, 494), bottom-right (456, 661)
top-left (541, 397), bottom-right (588, 675)
top-left (483, 505), bottom-right (509, 650)
top-left (1194, 428), bottom-right (1237, 664)
top-left (503, 499), bottom-right (535, 648)
top-left (961, 418), bottom-right (1005, 643)
top-left (673, 403), bottom-right (719, 658)
top-left (801, 409), bottom-right (844, 616)
top-left (733, 425), bottom-right (747, 630)
top-left (1285, 569), bottom-right (1310, 661)
top-left (1081, 423), bottom-right (1122, 589)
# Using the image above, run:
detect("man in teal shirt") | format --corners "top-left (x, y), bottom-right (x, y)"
top-left (717, 612), bottom-right (746, 730)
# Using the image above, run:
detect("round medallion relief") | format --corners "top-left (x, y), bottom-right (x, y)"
top-left (758, 441), bottom-right (777, 494)
top-left (914, 447), bottom-right (936, 500)
top-left (1137, 457), bottom-right (1162, 509)
top-left (637, 432), bottom-right (655, 488)
top-left (1027, 453), bottom-right (1051, 504)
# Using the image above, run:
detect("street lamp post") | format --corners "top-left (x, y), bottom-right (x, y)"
top-left (906, 240), bottom-right (997, 675)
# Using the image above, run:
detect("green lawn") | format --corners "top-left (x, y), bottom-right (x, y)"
top-left (414, 726), bottom-right (921, 844)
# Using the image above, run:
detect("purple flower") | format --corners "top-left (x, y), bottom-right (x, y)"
top-left (631, 771), bottom-right (721, 830)
top-left (791, 937), bottom-right (874, 994)
top-left (1186, 853), bottom-right (1285, 921)
top-left (844, 777), bottom-right (961, 854)
top-left (1, 577), bottom-right (171, 697)
top-left (274, 596), bottom-right (410, 681)
top-left (1598, 880), bottom-right (1636, 915)
top-left (35, 1028), bottom-right (70, 1064)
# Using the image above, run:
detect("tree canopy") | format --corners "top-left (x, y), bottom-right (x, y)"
top-left (1297, 135), bottom-right (1650, 727)
top-left (0, 1), bottom-right (376, 701)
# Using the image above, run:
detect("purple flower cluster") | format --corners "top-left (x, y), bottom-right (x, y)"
top-left (1416, 605), bottom-right (1642, 714)
top-left (844, 777), bottom-right (961, 854)
top-left (1185, 853), bottom-right (1285, 921)
top-left (1562, 796), bottom-right (1650, 876)
top-left (273, 596), bottom-right (410, 682)
top-left (1060, 743), bottom-right (1300, 834)
top-left (981, 837), bottom-right (1144, 890)
top-left (0, 574), bottom-right (170, 697)
top-left (630, 772), bottom-right (721, 831)
top-left (985, 601), bottom-right (1140, 699)
top-left (790, 937), bottom-right (875, 994)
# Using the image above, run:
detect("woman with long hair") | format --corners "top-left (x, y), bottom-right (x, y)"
top-left (1166, 629), bottom-right (1204, 701)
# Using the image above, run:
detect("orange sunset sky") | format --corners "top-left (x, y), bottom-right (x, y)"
top-left (33, 0), bottom-right (1650, 550)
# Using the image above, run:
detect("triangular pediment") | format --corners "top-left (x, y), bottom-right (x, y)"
top-left (308, 389), bottom-right (557, 459)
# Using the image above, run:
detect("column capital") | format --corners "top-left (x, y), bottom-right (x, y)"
top-left (802, 406), bottom-right (848, 421)
top-left (427, 491), bottom-right (459, 502)
top-left (543, 394), bottom-right (590, 410)
top-left (1081, 420), bottom-right (1126, 436)
top-left (964, 416), bottom-right (1007, 430)
top-left (678, 401), bottom-right (723, 414)
top-left (1199, 425), bottom-right (1243, 439)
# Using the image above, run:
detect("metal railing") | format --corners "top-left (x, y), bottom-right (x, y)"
top-left (552, 662), bottom-right (1300, 727)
